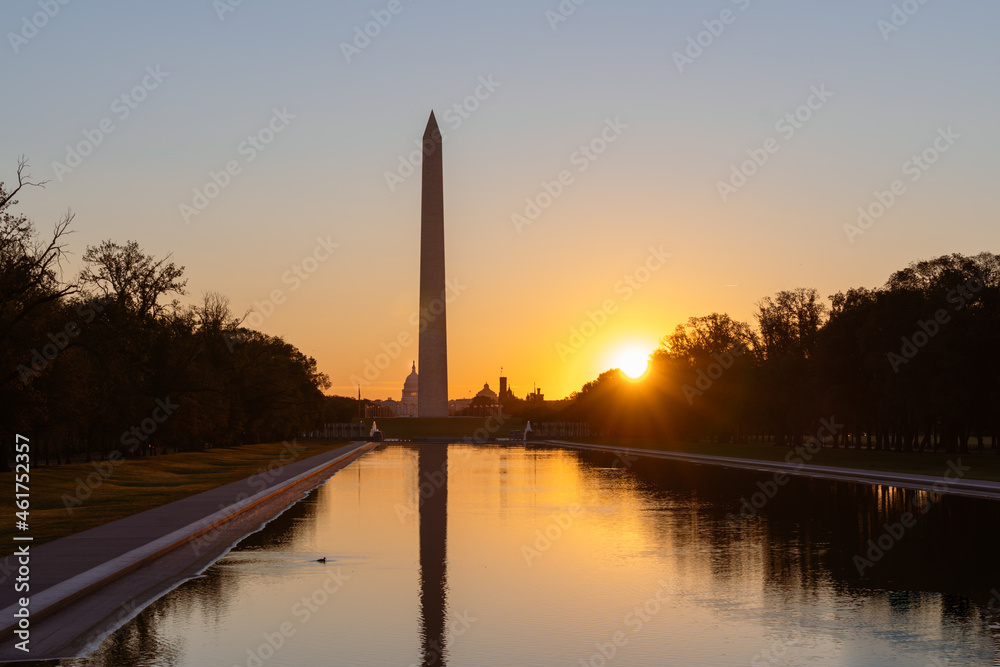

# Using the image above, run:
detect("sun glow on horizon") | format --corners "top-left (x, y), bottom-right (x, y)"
top-left (611, 345), bottom-right (653, 380)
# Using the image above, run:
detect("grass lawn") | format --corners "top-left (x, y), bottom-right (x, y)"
top-left (1, 439), bottom-right (349, 552)
top-left (569, 436), bottom-right (1000, 482)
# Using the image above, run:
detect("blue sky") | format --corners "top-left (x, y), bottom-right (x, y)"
top-left (3, 0), bottom-right (998, 398)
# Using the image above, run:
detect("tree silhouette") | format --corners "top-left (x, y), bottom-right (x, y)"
top-left (565, 255), bottom-right (1000, 455)
top-left (1, 166), bottom-right (333, 467)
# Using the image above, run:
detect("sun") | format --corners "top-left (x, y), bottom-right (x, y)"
top-left (612, 345), bottom-right (651, 380)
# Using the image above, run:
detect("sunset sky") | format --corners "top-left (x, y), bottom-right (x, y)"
top-left (4, 0), bottom-right (998, 399)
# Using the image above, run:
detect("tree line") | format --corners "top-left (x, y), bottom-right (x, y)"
top-left (5, 158), bottom-right (997, 464)
top-left (1, 160), bottom-right (334, 469)
top-left (562, 252), bottom-right (1000, 454)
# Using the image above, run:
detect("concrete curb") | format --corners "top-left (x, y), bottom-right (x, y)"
top-left (0, 441), bottom-right (376, 640)
top-left (543, 440), bottom-right (1000, 500)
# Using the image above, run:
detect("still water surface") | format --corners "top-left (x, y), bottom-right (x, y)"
top-left (56, 445), bottom-right (1000, 665)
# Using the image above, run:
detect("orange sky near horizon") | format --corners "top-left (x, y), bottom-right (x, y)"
top-left (6, 1), bottom-right (998, 401)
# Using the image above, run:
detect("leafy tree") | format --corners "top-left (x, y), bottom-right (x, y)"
top-left (79, 240), bottom-right (186, 322)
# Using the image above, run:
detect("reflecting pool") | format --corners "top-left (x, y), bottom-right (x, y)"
top-left (44, 445), bottom-right (1000, 666)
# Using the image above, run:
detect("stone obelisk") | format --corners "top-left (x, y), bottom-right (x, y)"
top-left (418, 111), bottom-right (449, 417)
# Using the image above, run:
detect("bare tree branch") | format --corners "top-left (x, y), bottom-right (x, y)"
top-left (0, 162), bottom-right (77, 344)
top-left (0, 156), bottom-right (49, 211)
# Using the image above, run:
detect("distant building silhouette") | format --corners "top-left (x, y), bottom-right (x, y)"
top-left (402, 362), bottom-right (419, 417)
top-left (363, 362), bottom-right (420, 418)
top-left (476, 382), bottom-right (498, 403)
top-left (499, 375), bottom-right (515, 403)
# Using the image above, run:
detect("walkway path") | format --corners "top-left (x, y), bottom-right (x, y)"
top-left (0, 441), bottom-right (376, 661)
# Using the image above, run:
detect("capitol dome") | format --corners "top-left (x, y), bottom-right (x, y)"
top-left (403, 362), bottom-right (419, 397)
top-left (401, 362), bottom-right (419, 417)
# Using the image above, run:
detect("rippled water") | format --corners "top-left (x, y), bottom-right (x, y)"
top-left (49, 445), bottom-right (1000, 666)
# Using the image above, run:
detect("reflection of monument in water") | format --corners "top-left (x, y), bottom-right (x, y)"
top-left (418, 445), bottom-right (448, 666)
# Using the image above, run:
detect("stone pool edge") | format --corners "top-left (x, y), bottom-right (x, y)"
top-left (543, 440), bottom-right (1000, 500)
top-left (0, 441), bottom-right (378, 657)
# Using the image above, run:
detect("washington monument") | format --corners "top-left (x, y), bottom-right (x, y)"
top-left (418, 111), bottom-right (449, 417)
